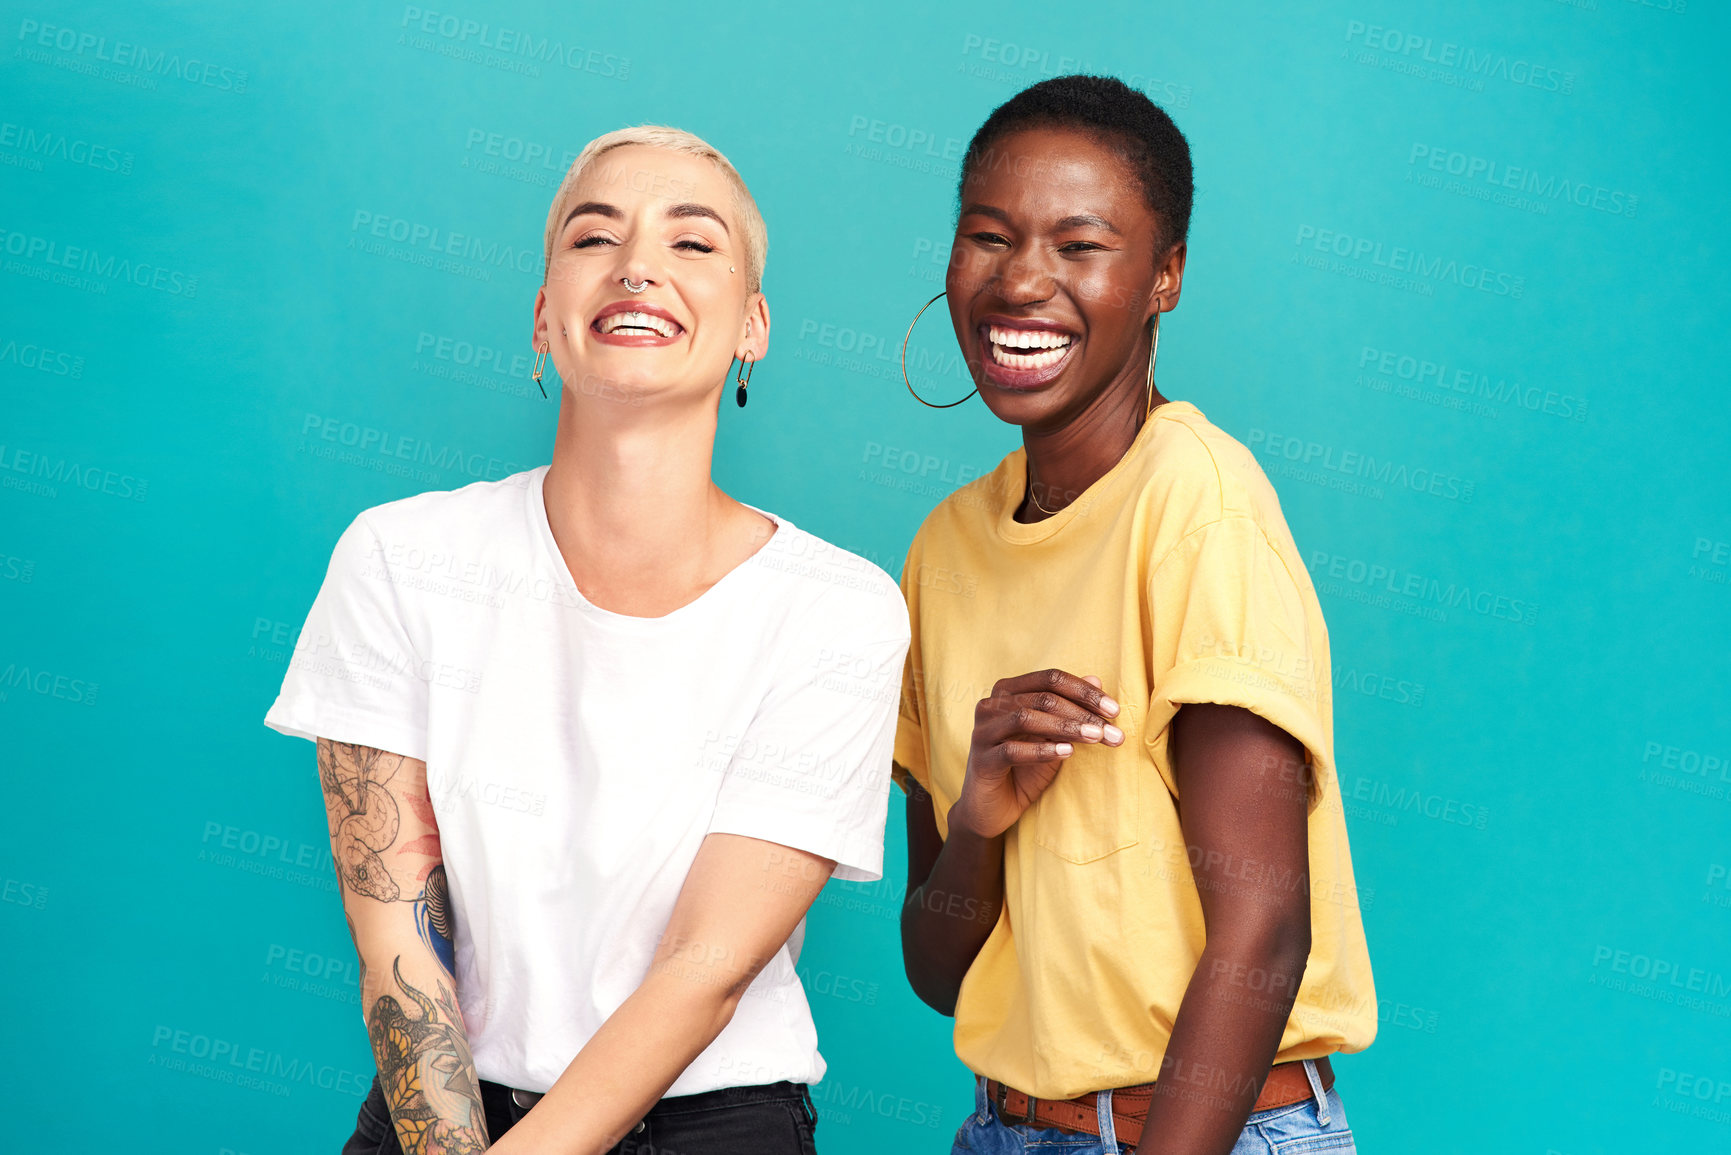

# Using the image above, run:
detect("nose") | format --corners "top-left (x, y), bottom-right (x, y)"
top-left (614, 230), bottom-right (663, 292)
top-left (989, 243), bottom-right (1057, 308)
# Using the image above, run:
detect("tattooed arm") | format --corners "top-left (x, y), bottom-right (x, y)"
top-left (318, 738), bottom-right (488, 1155)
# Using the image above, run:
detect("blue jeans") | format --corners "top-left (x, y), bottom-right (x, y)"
top-left (950, 1061), bottom-right (1356, 1153)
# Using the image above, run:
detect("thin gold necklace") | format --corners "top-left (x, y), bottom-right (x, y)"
top-left (1026, 407), bottom-right (1156, 516)
top-left (1026, 328), bottom-right (1162, 518)
top-left (1025, 463), bottom-right (1061, 515)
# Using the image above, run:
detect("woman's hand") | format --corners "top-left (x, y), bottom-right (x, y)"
top-left (950, 669), bottom-right (1123, 840)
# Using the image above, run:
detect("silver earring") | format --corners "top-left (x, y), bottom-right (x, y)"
top-left (729, 265), bottom-right (736, 273)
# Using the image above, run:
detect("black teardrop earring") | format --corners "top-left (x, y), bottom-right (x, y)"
top-left (734, 351), bottom-right (755, 408)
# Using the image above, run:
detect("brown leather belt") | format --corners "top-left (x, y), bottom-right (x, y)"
top-left (985, 1056), bottom-right (1332, 1150)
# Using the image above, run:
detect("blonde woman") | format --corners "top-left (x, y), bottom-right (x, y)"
top-left (266, 127), bottom-right (909, 1154)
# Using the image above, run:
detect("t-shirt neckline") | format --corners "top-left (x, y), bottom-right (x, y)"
top-left (995, 400), bottom-right (1199, 545)
top-left (526, 464), bottom-right (785, 628)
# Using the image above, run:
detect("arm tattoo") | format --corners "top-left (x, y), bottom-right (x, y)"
top-left (417, 862), bottom-right (455, 974)
top-left (321, 741), bottom-right (477, 1149)
top-left (370, 956), bottom-right (489, 1154)
top-left (320, 740), bottom-right (409, 900)
top-left (320, 740), bottom-right (456, 973)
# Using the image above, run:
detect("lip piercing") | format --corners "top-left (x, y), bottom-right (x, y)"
top-left (621, 277), bottom-right (648, 293)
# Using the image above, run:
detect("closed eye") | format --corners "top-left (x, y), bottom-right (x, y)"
top-left (572, 234), bottom-right (617, 249)
top-left (966, 231), bottom-right (1011, 247)
top-left (675, 239), bottom-right (715, 253)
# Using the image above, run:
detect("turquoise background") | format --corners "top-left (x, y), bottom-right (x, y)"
top-left (4, 2), bottom-right (1729, 1151)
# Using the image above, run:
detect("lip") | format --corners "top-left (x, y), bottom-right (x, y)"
top-left (975, 314), bottom-right (1079, 391)
top-left (590, 300), bottom-right (686, 347)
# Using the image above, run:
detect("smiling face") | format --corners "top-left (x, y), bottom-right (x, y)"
top-left (534, 144), bottom-right (766, 409)
top-left (946, 125), bottom-right (1182, 429)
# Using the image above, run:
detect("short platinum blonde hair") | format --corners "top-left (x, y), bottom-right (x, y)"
top-left (542, 125), bottom-right (768, 293)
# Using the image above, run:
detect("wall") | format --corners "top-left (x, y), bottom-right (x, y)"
top-left (2, 2), bottom-right (1727, 1151)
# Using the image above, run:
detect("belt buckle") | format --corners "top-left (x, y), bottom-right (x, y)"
top-left (991, 1079), bottom-right (1039, 1128)
top-left (511, 1087), bottom-right (543, 1109)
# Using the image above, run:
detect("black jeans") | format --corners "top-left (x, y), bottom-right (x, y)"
top-left (342, 1074), bottom-right (818, 1154)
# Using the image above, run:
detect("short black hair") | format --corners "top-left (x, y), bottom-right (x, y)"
top-left (959, 74), bottom-right (1194, 255)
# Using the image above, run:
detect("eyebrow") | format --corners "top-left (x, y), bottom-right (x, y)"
top-left (561, 201), bottom-right (621, 230)
top-left (1055, 213), bottom-right (1119, 235)
top-left (958, 203), bottom-right (1012, 225)
top-left (665, 202), bottom-right (730, 233)
top-left (561, 200), bottom-right (731, 236)
top-left (958, 203), bottom-right (1121, 235)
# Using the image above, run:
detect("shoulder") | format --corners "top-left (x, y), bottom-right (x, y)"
top-left (750, 515), bottom-right (910, 647)
top-left (1136, 407), bottom-right (1314, 591)
top-left (349, 468), bottom-right (539, 546)
top-left (317, 470), bottom-right (541, 596)
top-left (904, 448), bottom-right (1020, 562)
top-left (1137, 403), bottom-right (1289, 541)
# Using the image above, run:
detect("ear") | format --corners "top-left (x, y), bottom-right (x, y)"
top-left (1148, 242), bottom-right (1188, 324)
top-left (735, 292), bottom-right (771, 363)
top-left (531, 285), bottom-right (550, 348)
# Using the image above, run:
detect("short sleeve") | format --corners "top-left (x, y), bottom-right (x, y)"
top-left (1143, 517), bottom-right (1331, 811)
top-left (263, 513), bottom-right (430, 760)
top-left (706, 588), bottom-right (912, 883)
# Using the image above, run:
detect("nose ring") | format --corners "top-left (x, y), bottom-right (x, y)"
top-left (621, 277), bottom-right (648, 294)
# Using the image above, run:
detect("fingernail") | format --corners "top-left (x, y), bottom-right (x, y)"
top-left (1055, 743), bottom-right (1073, 756)
top-left (1100, 696), bottom-right (1120, 716)
top-left (1079, 723), bottom-right (1103, 740)
top-left (1104, 725), bottom-right (1123, 744)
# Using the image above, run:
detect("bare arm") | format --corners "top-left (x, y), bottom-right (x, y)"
top-left (899, 669), bottom-right (1123, 1015)
top-left (318, 738), bottom-right (488, 1154)
top-left (487, 833), bottom-right (836, 1155)
top-left (898, 775), bottom-right (1005, 1015)
top-left (1135, 704), bottom-right (1313, 1155)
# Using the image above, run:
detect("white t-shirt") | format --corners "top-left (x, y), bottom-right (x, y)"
top-left (264, 465), bottom-right (910, 1095)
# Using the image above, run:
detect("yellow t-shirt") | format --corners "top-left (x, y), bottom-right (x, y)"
top-left (893, 401), bottom-right (1377, 1100)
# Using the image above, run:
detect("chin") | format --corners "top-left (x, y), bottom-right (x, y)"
top-left (562, 353), bottom-right (660, 407)
top-left (574, 351), bottom-right (730, 410)
top-left (977, 383), bottom-right (1061, 426)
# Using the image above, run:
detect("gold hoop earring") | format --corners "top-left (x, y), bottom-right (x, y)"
top-left (734, 351), bottom-right (755, 408)
top-left (531, 339), bottom-right (549, 399)
top-left (901, 291), bottom-right (977, 409)
top-left (1144, 309), bottom-right (1162, 422)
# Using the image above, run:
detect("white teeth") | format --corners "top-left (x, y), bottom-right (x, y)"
top-left (989, 343), bottom-right (1070, 370)
top-left (599, 311), bottom-right (678, 337)
top-left (984, 324), bottom-right (1073, 370)
top-left (987, 324), bottom-right (1072, 350)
